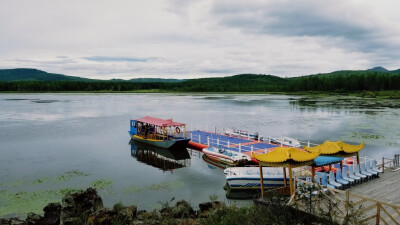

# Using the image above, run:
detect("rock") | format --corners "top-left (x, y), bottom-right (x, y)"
top-left (172, 200), bottom-right (195, 218)
top-left (152, 209), bottom-right (162, 220)
top-left (199, 201), bottom-right (222, 212)
top-left (41, 203), bottom-right (61, 225)
top-left (0, 218), bottom-right (26, 225)
top-left (60, 188), bottom-right (103, 225)
top-left (87, 205), bottom-right (137, 225)
top-left (87, 209), bottom-right (114, 225)
top-left (25, 213), bottom-right (42, 225)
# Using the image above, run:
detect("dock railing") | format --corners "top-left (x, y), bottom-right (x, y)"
top-left (290, 178), bottom-right (400, 225)
top-left (377, 155), bottom-right (400, 173)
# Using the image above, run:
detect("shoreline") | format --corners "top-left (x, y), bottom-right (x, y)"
top-left (1, 90), bottom-right (400, 99)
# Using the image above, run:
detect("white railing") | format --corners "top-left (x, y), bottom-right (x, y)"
top-left (186, 126), bottom-right (320, 150)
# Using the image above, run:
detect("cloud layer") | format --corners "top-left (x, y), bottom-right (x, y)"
top-left (0, 0), bottom-right (399, 79)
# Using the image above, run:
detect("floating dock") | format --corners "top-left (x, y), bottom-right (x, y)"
top-left (187, 130), bottom-right (282, 155)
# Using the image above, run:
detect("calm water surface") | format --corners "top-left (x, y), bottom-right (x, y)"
top-left (0, 93), bottom-right (399, 217)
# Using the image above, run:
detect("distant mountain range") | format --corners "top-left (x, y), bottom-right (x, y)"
top-left (367, 67), bottom-right (400, 73)
top-left (0, 68), bottom-right (185, 82)
top-left (0, 67), bottom-right (399, 82)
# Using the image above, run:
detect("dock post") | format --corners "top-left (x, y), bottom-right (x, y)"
top-left (382, 157), bottom-right (385, 173)
top-left (251, 145), bottom-right (253, 153)
top-left (239, 143), bottom-right (241, 153)
top-left (281, 141), bottom-right (283, 147)
top-left (247, 132), bottom-right (250, 140)
top-left (199, 134), bottom-right (201, 144)
top-left (239, 130), bottom-right (241, 138)
top-left (190, 133), bottom-right (193, 140)
top-left (227, 140), bottom-right (230, 148)
top-left (207, 136), bottom-right (210, 146)
top-left (258, 136), bottom-right (260, 142)
top-left (307, 141), bottom-right (310, 147)
top-left (268, 137), bottom-right (271, 144)
top-left (217, 138), bottom-right (220, 146)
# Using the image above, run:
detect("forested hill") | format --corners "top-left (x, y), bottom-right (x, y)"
top-left (170, 74), bottom-right (288, 92)
top-left (0, 69), bottom-right (185, 83)
top-left (0, 68), bottom-right (91, 81)
top-left (1, 67), bottom-right (400, 93)
top-left (288, 69), bottom-right (400, 92)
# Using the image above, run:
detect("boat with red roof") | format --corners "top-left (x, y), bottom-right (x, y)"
top-left (129, 116), bottom-right (190, 149)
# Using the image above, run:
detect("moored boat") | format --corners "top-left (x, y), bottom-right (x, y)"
top-left (270, 137), bottom-right (300, 148)
top-left (202, 146), bottom-right (251, 164)
top-left (129, 116), bottom-right (190, 149)
top-left (224, 128), bottom-right (263, 141)
top-left (224, 166), bottom-right (292, 189)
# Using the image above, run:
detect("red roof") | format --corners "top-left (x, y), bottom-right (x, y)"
top-left (137, 116), bottom-right (185, 127)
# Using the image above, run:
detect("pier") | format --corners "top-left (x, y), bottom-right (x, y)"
top-left (187, 130), bottom-right (284, 154)
top-left (290, 155), bottom-right (400, 225)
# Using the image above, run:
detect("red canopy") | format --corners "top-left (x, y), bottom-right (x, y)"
top-left (137, 116), bottom-right (185, 127)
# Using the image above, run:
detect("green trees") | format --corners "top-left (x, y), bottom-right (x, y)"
top-left (0, 71), bottom-right (399, 93)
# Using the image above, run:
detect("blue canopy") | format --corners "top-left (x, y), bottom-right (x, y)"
top-left (313, 156), bottom-right (344, 167)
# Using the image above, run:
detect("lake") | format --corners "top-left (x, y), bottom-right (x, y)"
top-left (0, 93), bottom-right (399, 217)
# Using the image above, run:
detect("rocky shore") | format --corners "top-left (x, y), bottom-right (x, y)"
top-left (0, 188), bottom-right (222, 225)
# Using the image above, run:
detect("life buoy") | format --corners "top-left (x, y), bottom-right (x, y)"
top-left (345, 157), bottom-right (354, 164)
top-left (176, 127), bottom-right (181, 134)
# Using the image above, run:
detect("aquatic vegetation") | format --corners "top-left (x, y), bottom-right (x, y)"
top-left (122, 186), bottom-right (143, 194)
top-left (122, 180), bottom-right (184, 194)
top-left (56, 170), bottom-right (90, 181)
top-left (91, 179), bottom-right (113, 190)
top-left (32, 176), bottom-right (50, 184)
top-left (0, 169), bottom-right (98, 218)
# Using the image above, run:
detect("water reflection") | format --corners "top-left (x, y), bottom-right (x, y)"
top-left (130, 140), bottom-right (191, 171)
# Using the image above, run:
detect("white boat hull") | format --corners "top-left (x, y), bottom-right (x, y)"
top-left (225, 167), bottom-right (291, 189)
top-left (270, 137), bottom-right (300, 148)
top-left (202, 147), bottom-right (250, 164)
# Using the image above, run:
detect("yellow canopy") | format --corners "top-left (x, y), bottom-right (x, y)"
top-left (252, 147), bottom-right (320, 163)
top-left (304, 141), bottom-right (364, 155)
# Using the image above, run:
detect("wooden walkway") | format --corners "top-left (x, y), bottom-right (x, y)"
top-left (290, 158), bottom-right (400, 225)
top-left (349, 169), bottom-right (400, 206)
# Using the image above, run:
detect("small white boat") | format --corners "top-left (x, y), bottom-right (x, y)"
top-left (270, 137), bottom-right (300, 148)
top-left (202, 146), bottom-right (251, 164)
top-left (224, 167), bottom-right (290, 189)
top-left (224, 128), bottom-right (263, 141)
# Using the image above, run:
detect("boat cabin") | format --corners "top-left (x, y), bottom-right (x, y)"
top-left (130, 116), bottom-right (186, 140)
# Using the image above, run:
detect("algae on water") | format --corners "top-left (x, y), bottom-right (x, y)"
top-left (122, 180), bottom-right (184, 194)
top-left (0, 170), bottom-right (105, 218)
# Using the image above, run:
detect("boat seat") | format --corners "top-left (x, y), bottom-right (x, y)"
top-left (366, 161), bottom-right (379, 177)
top-left (341, 167), bottom-right (355, 186)
top-left (360, 163), bottom-right (373, 180)
top-left (354, 163), bottom-right (367, 181)
top-left (347, 165), bottom-right (362, 184)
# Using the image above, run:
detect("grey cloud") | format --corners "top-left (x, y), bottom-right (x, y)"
top-left (211, 1), bottom-right (398, 54)
top-left (82, 56), bottom-right (158, 63)
top-left (201, 69), bottom-right (233, 74)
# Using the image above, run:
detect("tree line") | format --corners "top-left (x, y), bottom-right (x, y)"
top-left (0, 71), bottom-right (399, 92)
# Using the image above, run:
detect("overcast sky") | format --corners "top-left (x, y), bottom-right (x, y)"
top-left (0, 0), bottom-right (399, 79)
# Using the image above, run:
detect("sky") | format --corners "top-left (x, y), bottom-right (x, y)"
top-left (0, 0), bottom-right (399, 79)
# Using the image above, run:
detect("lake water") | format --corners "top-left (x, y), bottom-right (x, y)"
top-left (1, 93), bottom-right (399, 217)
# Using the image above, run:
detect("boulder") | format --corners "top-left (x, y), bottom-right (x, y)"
top-left (199, 201), bottom-right (222, 212)
top-left (0, 218), bottom-right (26, 225)
top-left (60, 188), bottom-right (103, 225)
top-left (172, 200), bottom-right (195, 218)
top-left (41, 203), bottom-right (61, 225)
top-left (25, 213), bottom-right (42, 225)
